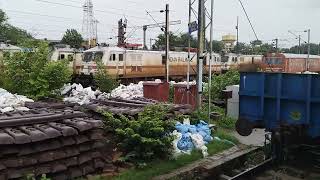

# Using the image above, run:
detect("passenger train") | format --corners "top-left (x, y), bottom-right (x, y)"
top-left (79, 45), bottom-right (222, 80)
top-left (51, 45), bottom-right (320, 82)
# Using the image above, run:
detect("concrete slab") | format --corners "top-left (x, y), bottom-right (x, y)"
top-left (233, 129), bottom-right (266, 147)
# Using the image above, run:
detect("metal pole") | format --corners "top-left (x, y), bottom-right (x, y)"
top-left (196, 0), bottom-right (205, 108)
top-left (307, 29), bottom-right (310, 71)
top-left (298, 35), bottom-right (301, 54)
top-left (236, 16), bottom-right (239, 54)
top-left (208, 0), bottom-right (214, 121)
top-left (187, 0), bottom-right (192, 104)
top-left (143, 26), bottom-right (147, 50)
top-left (165, 4), bottom-right (170, 82)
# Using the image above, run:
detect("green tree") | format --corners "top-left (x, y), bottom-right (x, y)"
top-left (94, 60), bottom-right (119, 93)
top-left (0, 9), bottom-right (33, 43)
top-left (1, 40), bottom-right (72, 99)
top-left (61, 29), bottom-right (83, 49)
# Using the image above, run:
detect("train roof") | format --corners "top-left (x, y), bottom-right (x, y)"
top-left (0, 43), bottom-right (22, 51)
top-left (85, 46), bottom-right (125, 52)
top-left (280, 53), bottom-right (320, 59)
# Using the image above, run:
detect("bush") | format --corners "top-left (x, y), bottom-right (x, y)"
top-left (94, 60), bottom-right (119, 93)
top-left (217, 116), bottom-right (236, 130)
top-left (205, 70), bottom-right (240, 100)
top-left (0, 40), bottom-right (72, 99)
top-left (103, 105), bottom-right (175, 162)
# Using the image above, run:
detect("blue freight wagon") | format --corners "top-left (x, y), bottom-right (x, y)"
top-left (236, 72), bottom-right (320, 138)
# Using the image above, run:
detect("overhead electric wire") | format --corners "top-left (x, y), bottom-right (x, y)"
top-left (237, 0), bottom-right (259, 41)
top-left (32, 0), bottom-right (149, 20)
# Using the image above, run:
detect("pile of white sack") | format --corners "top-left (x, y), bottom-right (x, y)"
top-left (0, 88), bottom-right (34, 113)
top-left (61, 82), bottom-right (145, 104)
top-left (61, 83), bottom-right (105, 105)
top-left (109, 82), bottom-right (143, 100)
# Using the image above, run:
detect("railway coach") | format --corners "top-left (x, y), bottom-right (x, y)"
top-left (79, 45), bottom-right (222, 80)
top-left (260, 53), bottom-right (320, 73)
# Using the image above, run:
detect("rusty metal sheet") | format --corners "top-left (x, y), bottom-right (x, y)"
top-left (4, 128), bottom-right (31, 144)
top-left (48, 122), bottom-right (78, 136)
top-left (62, 118), bottom-right (93, 132)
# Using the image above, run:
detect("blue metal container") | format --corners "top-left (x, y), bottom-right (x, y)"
top-left (237, 72), bottom-right (320, 138)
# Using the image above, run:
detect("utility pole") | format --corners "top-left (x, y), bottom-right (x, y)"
top-left (197, 0), bottom-right (205, 108)
top-left (143, 26), bottom-right (147, 50)
top-left (208, 0), bottom-right (214, 121)
top-left (273, 38), bottom-right (278, 52)
top-left (298, 35), bottom-right (301, 54)
top-left (187, 0), bottom-right (192, 105)
top-left (306, 29), bottom-right (311, 71)
top-left (165, 4), bottom-right (170, 82)
top-left (318, 42), bottom-right (320, 55)
top-left (236, 16), bottom-right (239, 54)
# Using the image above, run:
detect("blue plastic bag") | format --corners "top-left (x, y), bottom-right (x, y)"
top-left (177, 133), bottom-right (194, 151)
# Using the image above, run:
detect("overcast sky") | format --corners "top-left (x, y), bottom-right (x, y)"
top-left (1, 0), bottom-right (319, 48)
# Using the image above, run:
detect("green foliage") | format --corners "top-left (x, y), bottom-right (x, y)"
top-left (153, 32), bottom-right (197, 50)
top-left (0, 9), bottom-right (33, 43)
top-left (216, 116), bottom-right (236, 130)
top-left (205, 70), bottom-right (240, 100)
top-left (103, 105), bottom-right (175, 162)
top-left (113, 141), bottom-right (233, 180)
top-left (214, 130), bottom-right (239, 145)
top-left (61, 29), bottom-right (83, 49)
top-left (24, 174), bottom-right (51, 180)
top-left (94, 60), bottom-right (119, 93)
top-left (1, 41), bottom-right (72, 99)
top-left (169, 83), bottom-right (174, 103)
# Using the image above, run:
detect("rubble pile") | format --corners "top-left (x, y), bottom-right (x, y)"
top-left (0, 104), bottom-right (111, 179)
top-left (61, 83), bottom-right (105, 105)
top-left (0, 88), bottom-right (34, 113)
top-left (109, 82), bottom-right (143, 100)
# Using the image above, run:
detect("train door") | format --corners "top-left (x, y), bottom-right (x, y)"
top-left (108, 51), bottom-right (125, 77)
top-left (131, 53), bottom-right (143, 73)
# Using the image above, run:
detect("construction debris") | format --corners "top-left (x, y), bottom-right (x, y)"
top-left (0, 88), bottom-right (34, 113)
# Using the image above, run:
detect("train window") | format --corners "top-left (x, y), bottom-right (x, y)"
top-left (67, 54), bottom-right (73, 62)
top-left (119, 54), bottom-right (124, 61)
top-left (252, 57), bottom-right (254, 64)
top-left (84, 52), bottom-right (93, 62)
top-left (60, 54), bottom-right (65, 60)
top-left (110, 54), bottom-right (116, 61)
